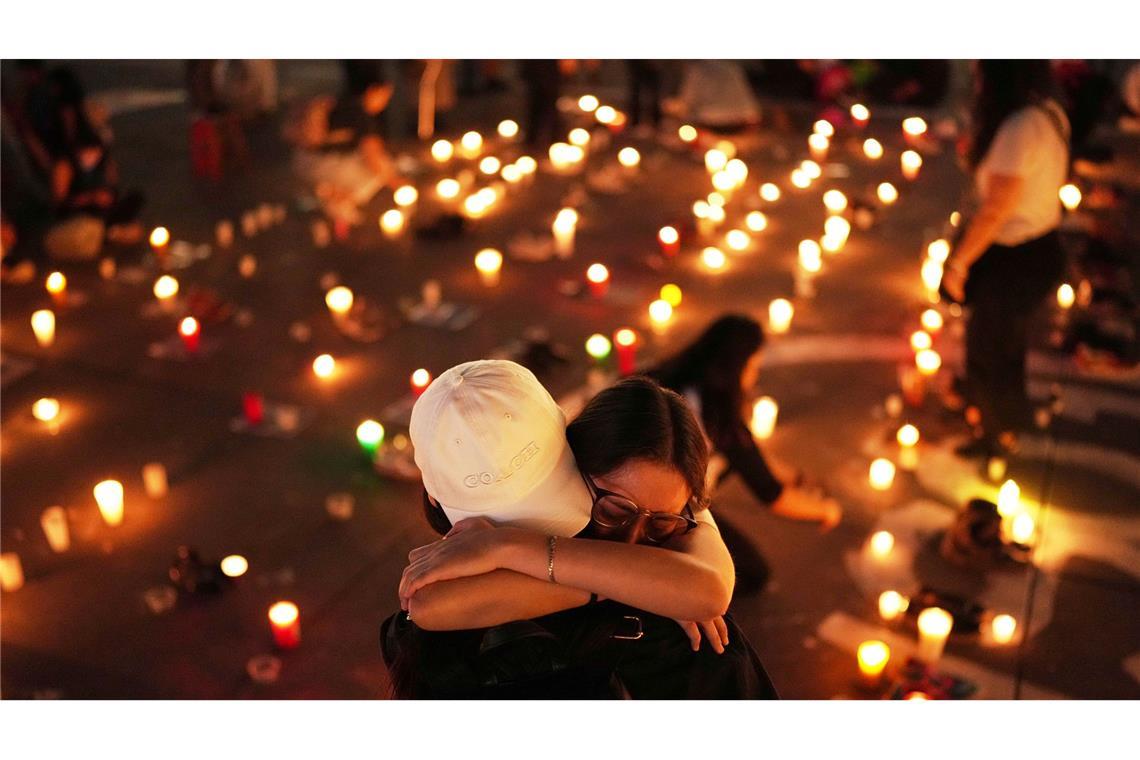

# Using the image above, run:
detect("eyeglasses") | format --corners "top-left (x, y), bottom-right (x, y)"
top-left (581, 472), bottom-right (700, 545)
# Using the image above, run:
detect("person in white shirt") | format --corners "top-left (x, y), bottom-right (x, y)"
top-left (942, 60), bottom-right (1069, 458)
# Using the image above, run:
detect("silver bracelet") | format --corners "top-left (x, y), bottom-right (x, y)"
top-left (547, 535), bottom-right (558, 583)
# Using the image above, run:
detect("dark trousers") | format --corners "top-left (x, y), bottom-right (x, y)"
top-left (964, 231), bottom-right (1065, 438)
top-left (628, 60), bottom-right (662, 127)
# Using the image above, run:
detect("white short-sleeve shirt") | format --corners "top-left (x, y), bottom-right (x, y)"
top-left (975, 99), bottom-right (1070, 246)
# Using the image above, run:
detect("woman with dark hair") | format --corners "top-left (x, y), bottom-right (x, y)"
top-left (387, 363), bottom-right (775, 698)
top-left (941, 60), bottom-right (1069, 458)
top-left (648, 314), bottom-right (841, 528)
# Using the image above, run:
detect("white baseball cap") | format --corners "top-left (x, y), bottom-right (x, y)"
top-left (409, 360), bottom-right (592, 537)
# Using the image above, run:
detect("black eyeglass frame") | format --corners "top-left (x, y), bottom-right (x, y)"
top-left (580, 472), bottom-right (701, 544)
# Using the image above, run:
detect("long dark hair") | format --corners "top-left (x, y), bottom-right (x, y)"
top-left (567, 376), bottom-right (709, 509)
top-left (648, 314), bottom-right (764, 453)
top-left (966, 60), bottom-right (1059, 170)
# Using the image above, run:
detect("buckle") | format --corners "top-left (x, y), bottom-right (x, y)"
top-left (612, 615), bottom-right (644, 641)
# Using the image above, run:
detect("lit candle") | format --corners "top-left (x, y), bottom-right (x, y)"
top-left (268, 601), bottom-right (301, 649)
top-left (216, 220), bottom-right (234, 248)
top-left (927, 239), bottom-right (951, 263)
top-left (823, 190), bottom-right (848, 214)
top-left (312, 353), bottom-right (336, 380)
top-left (750, 397), bottom-right (778, 439)
top-left (430, 139), bottom-right (453, 163)
top-left (725, 159), bottom-right (748, 187)
top-left (617, 147), bottom-right (641, 170)
top-left (863, 138), bottom-right (884, 160)
top-left (759, 183), bottom-right (781, 202)
top-left (878, 590), bottom-right (909, 623)
top-left (812, 119), bottom-right (835, 138)
top-left (41, 506), bottom-right (70, 553)
top-left (857, 640), bottom-right (890, 687)
top-left (0, 553), bottom-right (25, 592)
top-left (459, 130), bottom-right (483, 159)
top-left (660, 283), bottom-right (683, 307)
top-left (798, 240), bottom-right (822, 273)
top-left (478, 156), bottom-right (501, 176)
top-left (808, 134), bottom-right (830, 162)
top-left (920, 309), bottom-right (943, 333)
top-left (356, 419), bottom-right (384, 458)
top-left (220, 554), bottom-right (248, 578)
top-left (242, 392), bottom-right (264, 426)
top-left (149, 226), bottom-right (170, 256)
top-left (436, 178), bottom-right (461, 200)
top-left (821, 234), bottom-right (843, 254)
top-left (921, 259), bottom-right (944, 293)
top-left (497, 119), bottom-right (519, 140)
top-left (991, 613), bottom-right (1017, 645)
top-left (915, 349), bottom-right (941, 376)
top-left (1059, 184), bottom-right (1081, 211)
top-left (910, 330), bottom-right (932, 352)
top-left (325, 286), bottom-right (354, 320)
top-left (595, 105), bottom-right (617, 125)
top-left (800, 160), bottom-right (822, 180)
top-left (869, 459), bottom-right (896, 491)
top-left (238, 254), bottom-right (257, 279)
top-left (568, 128), bottom-right (591, 148)
top-left (987, 457), bottom-right (1008, 483)
top-left (745, 211), bottom-right (768, 233)
top-left (725, 229), bottom-right (750, 252)
top-left (901, 150), bottom-right (923, 180)
top-left (712, 170), bottom-right (736, 193)
top-left (916, 607), bottom-right (953, 665)
top-left (94, 479), bottom-right (124, 527)
top-left (902, 116), bottom-right (928, 145)
top-left (648, 299), bottom-right (673, 331)
top-left (790, 168), bottom-right (811, 189)
top-left (31, 309), bottom-right (56, 348)
top-left (877, 182), bottom-right (899, 205)
top-left (996, 479), bottom-right (1020, 518)
top-left (768, 298), bottom-right (794, 334)
top-left (701, 246), bottom-right (727, 272)
top-left (394, 185), bottom-right (418, 209)
top-left (501, 164), bottom-right (523, 184)
top-left (897, 424), bottom-right (920, 448)
top-left (411, 368), bottom-right (432, 398)
top-left (552, 208), bottom-right (577, 257)
top-left (516, 156), bottom-right (537, 177)
top-left (153, 275), bottom-right (179, 312)
top-left (45, 271), bottom-right (68, 308)
top-left (1056, 283), bottom-right (1075, 309)
top-left (586, 263), bottom-right (610, 298)
top-left (142, 463), bottom-right (169, 499)
top-left (704, 148), bottom-right (728, 173)
top-left (474, 248), bottom-right (503, 287)
top-left (906, 692), bottom-right (930, 701)
top-left (585, 333), bottom-right (612, 365)
top-left (179, 317), bottom-right (200, 355)
top-left (657, 226), bottom-right (680, 257)
top-left (613, 328), bottom-right (639, 376)
top-left (678, 124), bottom-right (697, 143)
top-left (824, 215), bottom-right (851, 244)
top-left (32, 397), bottom-right (60, 430)
top-left (850, 103), bottom-right (870, 127)
top-left (380, 209), bottom-right (405, 238)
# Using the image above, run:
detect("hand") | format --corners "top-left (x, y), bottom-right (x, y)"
top-left (771, 485), bottom-right (843, 532)
top-left (399, 523), bottom-right (508, 609)
top-left (673, 616), bottom-right (730, 654)
top-left (941, 263), bottom-right (967, 304)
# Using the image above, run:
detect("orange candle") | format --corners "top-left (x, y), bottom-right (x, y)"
top-left (45, 271), bottom-right (68, 308)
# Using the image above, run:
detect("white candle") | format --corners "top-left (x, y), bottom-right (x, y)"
top-left (915, 349), bottom-right (942, 376)
top-left (1059, 184), bottom-right (1081, 211)
top-left (991, 614), bottom-right (1017, 645)
top-left (701, 247), bottom-right (727, 272)
top-left (33, 397), bottom-right (60, 427)
top-left (750, 397), bottom-right (778, 439)
top-left (0, 553), bottom-right (25, 591)
top-left (857, 640), bottom-right (890, 686)
top-left (313, 354), bottom-right (337, 380)
top-left (41, 506), bottom-right (70, 553)
top-left (431, 139), bottom-right (454, 163)
top-left (142, 463), bottom-right (168, 499)
top-left (798, 240), bottom-right (822, 273)
top-left (94, 479), bottom-right (124, 526)
top-left (704, 148), bottom-right (728, 173)
top-left (459, 130), bottom-right (483, 159)
top-left (379, 209), bottom-right (406, 238)
top-left (916, 607), bottom-right (953, 665)
top-left (221, 554), bottom-right (249, 578)
top-left (1057, 283), bottom-right (1075, 309)
top-left (997, 479), bottom-right (1021, 517)
top-left (648, 299), bottom-right (673, 331)
top-left (863, 138), bottom-right (884, 160)
top-left (617, 147), bottom-right (641, 169)
top-left (808, 133), bottom-right (829, 161)
top-left (153, 275), bottom-right (180, 311)
top-left (745, 211), bottom-right (768, 232)
top-left (823, 190), bottom-right (848, 214)
top-left (1011, 513), bottom-right (1035, 545)
top-left (877, 182), bottom-right (899, 205)
top-left (552, 209), bottom-right (577, 257)
top-left (725, 229), bottom-right (750, 252)
top-left (325, 286), bottom-right (354, 320)
top-left (869, 459), bottom-right (896, 491)
top-left (901, 150), bottom-right (923, 180)
top-left (920, 309), bottom-right (943, 333)
top-left (394, 185), bottom-right (418, 209)
top-left (869, 530), bottom-right (895, 557)
top-left (768, 298), bottom-right (794, 334)
top-left (759, 183), bottom-right (781, 203)
top-left (897, 424), bottom-right (920, 448)
top-left (31, 309), bottom-right (56, 348)
top-left (497, 119), bottom-right (519, 140)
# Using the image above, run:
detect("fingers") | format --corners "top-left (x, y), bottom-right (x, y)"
top-left (713, 616), bottom-right (730, 648)
top-left (699, 620), bottom-right (725, 654)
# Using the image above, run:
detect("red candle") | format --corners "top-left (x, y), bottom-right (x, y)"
top-left (586, 263), bottom-right (610, 298)
top-left (411, 368), bottom-right (432, 398)
top-left (179, 317), bottom-right (200, 354)
top-left (613, 328), bottom-right (638, 376)
top-left (268, 601), bottom-right (301, 649)
top-left (657, 226), bottom-right (680, 258)
top-left (242, 392), bottom-right (264, 426)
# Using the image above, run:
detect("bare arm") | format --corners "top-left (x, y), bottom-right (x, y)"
top-left (407, 569), bottom-right (591, 631)
top-left (950, 173), bottom-right (1024, 271)
top-left (402, 519), bottom-right (734, 625)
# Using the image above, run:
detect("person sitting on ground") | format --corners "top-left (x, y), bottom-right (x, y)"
top-left (385, 362), bottom-right (776, 699)
top-left (648, 314), bottom-right (842, 531)
top-left (51, 123), bottom-right (144, 245)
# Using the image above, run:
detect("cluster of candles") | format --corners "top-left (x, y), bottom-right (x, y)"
top-left (584, 328), bottom-right (641, 376)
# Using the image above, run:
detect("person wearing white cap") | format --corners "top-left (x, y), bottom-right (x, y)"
top-left (403, 362), bottom-right (736, 649)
